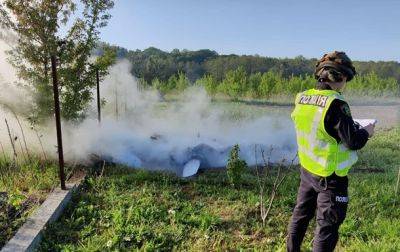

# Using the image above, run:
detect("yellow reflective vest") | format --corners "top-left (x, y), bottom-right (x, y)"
top-left (291, 89), bottom-right (358, 177)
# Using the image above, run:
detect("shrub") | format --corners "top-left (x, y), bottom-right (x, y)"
top-left (226, 144), bottom-right (247, 187)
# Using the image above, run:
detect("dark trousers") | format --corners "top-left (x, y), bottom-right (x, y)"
top-left (287, 168), bottom-right (348, 252)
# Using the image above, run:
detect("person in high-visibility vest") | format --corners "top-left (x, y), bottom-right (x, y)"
top-left (286, 51), bottom-right (375, 252)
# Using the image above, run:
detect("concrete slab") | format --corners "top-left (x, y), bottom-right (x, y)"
top-left (1, 178), bottom-right (84, 252)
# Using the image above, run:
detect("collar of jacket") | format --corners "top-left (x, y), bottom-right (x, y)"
top-left (315, 82), bottom-right (342, 95)
top-left (316, 82), bottom-right (331, 90)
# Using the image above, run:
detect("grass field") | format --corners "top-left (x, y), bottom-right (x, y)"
top-left (38, 127), bottom-right (400, 251)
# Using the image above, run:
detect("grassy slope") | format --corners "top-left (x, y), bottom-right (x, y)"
top-left (38, 127), bottom-right (400, 251)
top-left (0, 158), bottom-right (60, 247)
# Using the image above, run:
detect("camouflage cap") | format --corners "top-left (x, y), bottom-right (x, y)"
top-left (314, 51), bottom-right (356, 82)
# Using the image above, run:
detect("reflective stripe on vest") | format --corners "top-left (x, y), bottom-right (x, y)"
top-left (291, 89), bottom-right (358, 177)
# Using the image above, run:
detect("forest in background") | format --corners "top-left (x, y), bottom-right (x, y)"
top-left (97, 44), bottom-right (400, 99)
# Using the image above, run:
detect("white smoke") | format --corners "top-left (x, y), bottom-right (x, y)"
top-left (61, 59), bottom-right (297, 174)
top-left (0, 42), bottom-right (297, 174)
top-left (0, 30), bottom-right (33, 112)
top-left (0, 30), bottom-right (43, 159)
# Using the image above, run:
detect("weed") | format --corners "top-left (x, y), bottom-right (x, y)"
top-left (226, 144), bottom-right (247, 187)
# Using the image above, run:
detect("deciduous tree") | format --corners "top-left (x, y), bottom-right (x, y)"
top-left (0, 0), bottom-right (115, 121)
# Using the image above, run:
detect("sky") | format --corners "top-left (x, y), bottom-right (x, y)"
top-left (99, 0), bottom-right (399, 61)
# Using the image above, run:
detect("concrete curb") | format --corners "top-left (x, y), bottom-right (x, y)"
top-left (1, 178), bottom-right (84, 252)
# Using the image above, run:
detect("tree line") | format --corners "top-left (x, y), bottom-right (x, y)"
top-left (101, 44), bottom-right (400, 88)
top-left (142, 67), bottom-right (398, 99)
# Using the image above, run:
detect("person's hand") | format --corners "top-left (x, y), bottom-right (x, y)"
top-left (363, 123), bottom-right (375, 138)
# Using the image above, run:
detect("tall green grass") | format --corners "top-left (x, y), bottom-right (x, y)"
top-left (0, 156), bottom-right (59, 247)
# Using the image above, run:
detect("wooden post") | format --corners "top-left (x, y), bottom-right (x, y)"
top-left (96, 68), bottom-right (101, 123)
top-left (50, 54), bottom-right (66, 190)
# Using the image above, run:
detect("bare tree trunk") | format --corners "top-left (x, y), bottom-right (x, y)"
top-left (51, 54), bottom-right (66, 190)
top-left (5, 118), bottom-right (17, 161)
top-left (96, 68), bottom-right (101, 123)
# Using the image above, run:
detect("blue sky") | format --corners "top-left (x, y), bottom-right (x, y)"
top-left (99, 0), bottom-right (400, 61)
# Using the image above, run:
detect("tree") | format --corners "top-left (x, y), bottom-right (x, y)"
top-left (0, 0), bottom-right (115, 121)
top-left (219, 67), bottom-right (248, 100)
top-left (176, 71), bottom-right (189, 91)
top-left (152, 77), bottom-right (166, 97)
top-left (166, 74), bottom-right (178, 92)
top-left (247, 72), bottom-right (262, 98)
top-left (258, 71), bottom-right (287, 97)
top-left (196, 74), bottom-right (218, 96)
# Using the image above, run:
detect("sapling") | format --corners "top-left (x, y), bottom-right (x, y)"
top-left (0, 141), bottom-right (6, 161)
top-left (254, 144), bottom-right (297, 227)
top-left (254, 145), bottom-right (271, 226)
top-left (33, 127), bottom-right (47, 161)
top-left (17, 137), bottom-right (28, 163)
top-left (100, 160), bottom-right (106, 178)
top-left (226, 144), bottom-right (247, 187)
top-left (10, 109), bottom-right (30, 161)
top-left (4, 118), bottom-right (17, 161)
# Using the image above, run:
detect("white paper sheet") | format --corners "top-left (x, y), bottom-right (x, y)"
top-left (353, 119), bottom-right (377, 128)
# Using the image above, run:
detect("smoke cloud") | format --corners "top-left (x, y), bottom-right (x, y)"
top-left (62, 59), bottom-right (297, 174)
top-left (0, 44), bottom-right (298, 175)
top-left (0, 31), bottom-right (43, 159)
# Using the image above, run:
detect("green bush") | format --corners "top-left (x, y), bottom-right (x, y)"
top-left (196, 74), bottom-right (218, 96)
top-left (218, 67), bottom-right (248, 100)
top-left (226, 144), bottom-right (247, 187)
top-left (176, 71), bottom-right (189, 91)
